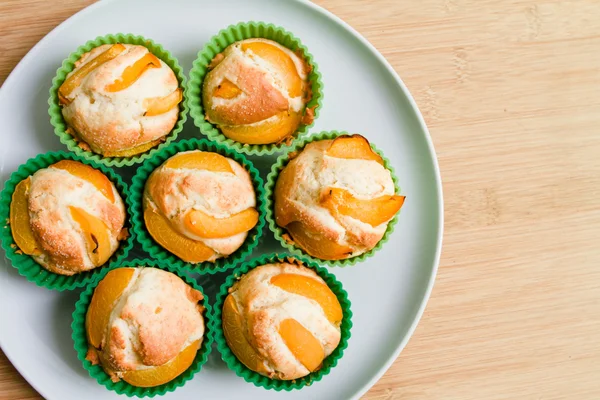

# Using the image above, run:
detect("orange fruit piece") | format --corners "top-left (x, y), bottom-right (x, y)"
top-left (220, 111), bottom-right (302, 145)
top-left (241, 41), bottom-right (304, 97)
top-left (69, 206), bottom-right (112, 266)
top-left (320, 188), bottom-right (405, 227)
top-left (102, 138), bottom-right (163, 158)
top-left (9, 177), bottom-right (42, 256)
top-left (59, 43), bottom-right (126, 101)
top-left (121, 340), bottom-right (200, 387)
top-left (86, 267), bottom-right (136, 348)
top-left (273, 160), bottom-right (298, 228)
top-left (184, 208), bottom-right (258, 239)
top-left (285, 222), bottom-right (353, 260)
top-left (278, 318), bottom-right (324, 372)
top-left (105, 53), bottom-right (161, 92)
top-left (222, 295), bottom-right (268, 374)
top-left (164, 151), bottom-right (233, 173)
top-left (213, 78), bottom-right (243, 99)
top-left (51, 160), bottom-right (115, 203)
top-left (144, 206), bottom-right (215, 263)
top-left (271, 274), bottom-right (342, 324)
top-left (325, 135), bottom-right (384, 165)
top-left (144, 88), bottom-right (182, 117)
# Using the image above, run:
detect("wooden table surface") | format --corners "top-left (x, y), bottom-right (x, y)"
top-left (2, 0), bottom-right (600, 399)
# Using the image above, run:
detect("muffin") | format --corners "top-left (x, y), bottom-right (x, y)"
top-left (58, 43), bottom-right (183, 157)
top-left (9, 160), bottom-right (126, 275)
top-left (202, 38), bottom-right (314, 145)
top-left (85, 267), bottom-right (206, 387)
top-left (222, 260), bottom-right (343, 380)
top-left (143, 150), bottom-right (258, 263)
top-left (274, 134), bottom-right (405, 260)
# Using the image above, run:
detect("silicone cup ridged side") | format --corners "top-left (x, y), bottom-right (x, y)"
top-left (187, 21), bottom-right (323, 156)
top-left (210, 252), bottom-right (352, 390)
top-left (71, 258), bottom-right (214, 397)
top-left (128, 138), bottom-right (266, 275)
top-left (264, 130), bottom-right (402, 267)
top-left (0, 151), bottom-right (134, 291)
top-left (48, 33), bottom-right (188, 167)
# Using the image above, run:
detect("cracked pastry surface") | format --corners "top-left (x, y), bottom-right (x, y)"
top-left (202, 38), bottom-right (314, 145)
top-left (9, 160), bottom-right (126, 275)
top-left (222, 261), bottom-right (343, 380)
top-left (85, 267), bottom-right (205, 387)
top-left (59, 43), bottom-right (182, 156)
top-left (274, 134), bottom-right (405, 260)
top-left (143, 150), bottom-right (258, 263)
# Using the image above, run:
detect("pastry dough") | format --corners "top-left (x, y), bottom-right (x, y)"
top-left (222, 261), bottom-right (342, 380)
top-left (85, 267), bottom-right (205, 385)
top-left (202, 39), bottom-right (314, 145)
top-left (274, 135), bottom-right (403, 259)
top-left (143, 150), bottom-right (258, 262)
top-left (11, 160), bottom-right (126, 275)
top-left (60, 44), bottom-right (181, 156)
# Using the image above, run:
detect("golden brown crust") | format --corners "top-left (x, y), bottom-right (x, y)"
top-left (274, 139), bottom-right (394, 258)
top-left (142, 151), bottom-right (257, 259)
top-left (205, 61), bottom-right (288, 125)
top-left (25, 166), bottom-right (126, 275)
top-left (61, 44), bottom-right (180, 155)
top-left (274, 143), bottom-right (346, 243)
top-left (201, 39), bottom-right (311, 145)
top-left (92, 268), bottom-right (205, 375)
top-left (29, 211), bottom-right (87, 274)
top-left (225, 262), bottom-right (341, 380)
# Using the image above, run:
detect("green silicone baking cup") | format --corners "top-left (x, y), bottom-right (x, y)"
top-left (187, 21), bottom-right (323, 156)
top-left (0, 151), bottom-right (134, 291)
top-left (265, 131), bottom-right (402, 267)
top-left (72, 258), bottom-right (213, 397)
top-left (129, 138), bottom-right (266, 274)
top-left (49, 33), bottom-right (188, 167)
top-left (210, 252), bottom-right (352, 390)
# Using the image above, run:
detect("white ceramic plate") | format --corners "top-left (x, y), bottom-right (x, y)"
top-left (0, 0), bottom-right (443, 398)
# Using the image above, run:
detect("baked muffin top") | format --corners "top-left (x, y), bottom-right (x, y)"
top-left (202, 39), bottom-right (313, 145)
top-left (274, 135), bottom-right (404, 260)
top-left (222, 261), bottom-right (342, 380)
top-left (60, 44), bottom-right (182, 156)
top-left (86, 267), bottom-right (205, 386)
top-left (143, 150), bottom-right (258, 262)
top-left (10, 160), bottom-right (126, 275)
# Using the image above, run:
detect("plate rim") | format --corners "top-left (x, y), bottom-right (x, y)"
top-left (0, 0), bottom-right (444, 399)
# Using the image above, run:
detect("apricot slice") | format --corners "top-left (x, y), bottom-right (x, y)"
top-left (121, 340), bottom-right (200, 387)
top-left (69, 206), bottom-right (112, 266)
top-left (271, 274), bottom-right (342, 324)
top-left (222, 295), bottom-right (268, 374)
top-left (144, 206), bottom-right (215, 263)
top-left (220, 111), bottom-right (302, 145)
top-left (164, 151), bottom-right (233, 173)
top-left (213, 78), bottom-right (242, 99)
top-left (285, 222), bottom-right (353, 260)
top-left (325, 135), bottom-right (384, 165)
top-left (102, 138), bottom-right (163, 158)
top-left (184, 208), bottom-right (258, 239)
top-left (241, 41), bottom-right (303, 97)
top-left (51, 160), bottom-right (115, 203)
top-left (86, 268), bottom-right (136, 348)
top-left (273, 161), bottom-right (298, 227)
top-left (105, 53), bottom-right (160, 92)
top-left (59, 44), bottom-right (126, 101)
top-left (144, 88), bottom-right (182, 117)
top-left (9, 177), bottom-right (42, 256)
top-left (279, 318), bottom-right (324, 372)
top-left (320, 188), bottom-right (405, 227)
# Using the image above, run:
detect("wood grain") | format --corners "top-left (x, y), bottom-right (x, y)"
top-left (1, 0), bottom-right (600, 399)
